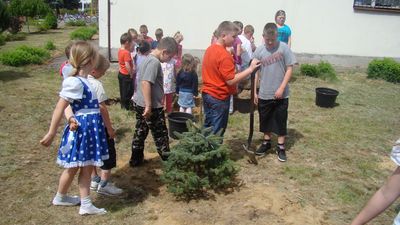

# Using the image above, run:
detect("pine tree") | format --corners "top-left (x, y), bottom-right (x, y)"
top-left (161, 121), bottom-right (239, 198)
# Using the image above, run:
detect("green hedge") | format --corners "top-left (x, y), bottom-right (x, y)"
top-left (4, 32), bottom-right (27, 41)
top-left (0, 45), bottom-right (50, 66)
top-left (367, 58), bottom-right (400, 83)
top-left (0, 34), bottom-right (5, 46)
top-left (70, 27), bottom-right (97, 40)
top-left (66, 20), bottom-right (86, 26)
top-left (300, 61), bottom-right (338, 81)
top-left (44, 40), bottom-right (56, 50)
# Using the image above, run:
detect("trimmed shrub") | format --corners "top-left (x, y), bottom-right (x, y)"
top-left (367, 58), bottom-right (400, 83)
top-left (0, 34), bottom-right (5, 46)
top-left (300, 61), bottom-right (338, 81)
top-left (66, 20), bottom-right (86, 26)
top-left (4, 32), bottom-right (27, 41)
top-left (300, 64), bottom-right (319, 77)
top-left (317, 61), bottom-right (337, 81)
top-left (44, 40), bottom-right (56, 50)
top-left (0, 45), bottom-right (50, 66)
top-left (44, 12), bottom-right (57, 29)
top-left (70, 27), bottom-right (97, 40)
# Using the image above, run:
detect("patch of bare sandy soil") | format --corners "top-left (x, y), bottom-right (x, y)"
top-left (106, 153), bottom-right (325, 225)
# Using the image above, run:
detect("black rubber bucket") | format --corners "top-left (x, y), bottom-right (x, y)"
top-left (315, 87), bottom-right (339, 108)
top-left (167, 112), bottom-right (195, 139)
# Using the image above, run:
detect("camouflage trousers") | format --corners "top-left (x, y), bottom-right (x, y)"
top-left (131, 105), bottom-right (170, 162)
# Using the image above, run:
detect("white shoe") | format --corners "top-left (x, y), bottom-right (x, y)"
top-left (90, 180), bottom-right (99, 191)
top-left (97, 182), bottom-right (123, 196)
top-left (52, 195), bottom-right (80, 206)
top-left (79, 204), bottom-right (107, 215)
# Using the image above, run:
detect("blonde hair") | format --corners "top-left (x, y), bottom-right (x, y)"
top-left (69, 41), bottom-right (98, 76)
top-left (192, 56), bottom-right (201, 73)
top-left (174, 31), bottom-right (184, 43)
top-left (181, 53), bottom-right (194, 73)
top-left (93, 54), bottom-right (110, 74)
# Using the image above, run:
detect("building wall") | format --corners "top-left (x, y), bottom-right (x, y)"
top-left (99, 0), bottom-right (400, 58)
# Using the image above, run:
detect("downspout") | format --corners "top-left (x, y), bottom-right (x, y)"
top-left (107, 0), bottom-right (112, 62)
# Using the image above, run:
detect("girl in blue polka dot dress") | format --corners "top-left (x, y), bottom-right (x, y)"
top-left (40, 41), bottom-right (109, 215)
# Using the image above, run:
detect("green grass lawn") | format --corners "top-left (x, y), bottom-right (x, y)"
top-left (0, 28), bottom-right (400, 224)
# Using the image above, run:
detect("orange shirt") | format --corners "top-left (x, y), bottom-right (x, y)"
top-left (118, 48), bottom-right (132, 75)
top-left (201, 44), bottom-right (236, 100)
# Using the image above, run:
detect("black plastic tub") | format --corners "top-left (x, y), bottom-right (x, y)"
top-left (315, 87), bottom-right (339, 108)
top-left (167, 112), bottom-right (195, 139)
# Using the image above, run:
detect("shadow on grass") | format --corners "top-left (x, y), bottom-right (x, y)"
top-left (0, 70), bottom-right (30, 82)
top-left (227, 128), bottom-right (304, 161)
top-left (226, 137), bottom-right (249, 161)
top-left (95, 156), bottom-right (163, 212)
top-left (114, 127), bottom-right (131, 142)
top-left (286, 128), bottom-right (304, 151)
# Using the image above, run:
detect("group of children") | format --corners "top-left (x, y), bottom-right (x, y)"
top-left (42, 12), bottom-right (400, 224)
top-left (117, 25), bottom-right (196, 115)
top-left (204, 10), bottom-right (294, 163)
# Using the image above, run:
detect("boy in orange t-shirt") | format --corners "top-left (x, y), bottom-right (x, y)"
top-left (202, 21), bottom-right (260, 136)
top-left (118, 32), bottom-right (134, 110)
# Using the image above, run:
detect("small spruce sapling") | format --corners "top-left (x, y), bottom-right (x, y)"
top-left (161, 121), bottom-right (239, 198)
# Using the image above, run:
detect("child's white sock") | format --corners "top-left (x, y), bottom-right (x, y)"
top-left (79, 196), bottom-right (107, 215)
top-left (52, 192), bottom-right (80, 206)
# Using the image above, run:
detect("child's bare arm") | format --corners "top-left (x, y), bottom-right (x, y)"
top-left (125, 61), bottom-right (132, 76)
top-left (99, 102), bottom-right (115, 139)
top-left (274, 66), bottom-right (293, 99)
top-left (254, 70), bottom-right (260, 105)
top-left (226, 59), bottom-right (260, 86)
top-left (351, 166), bottom-right (400, 225)
top-left (64, 105), bottom-right (78, 131)
top-left (141, 80), bottom-right (152, 119)
top-left (40, 98), bottom-right (70, 147)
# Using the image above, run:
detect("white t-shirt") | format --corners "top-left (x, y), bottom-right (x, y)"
top-left (87, 75), bottom-right (108, 103)
top-left (59, 76), bottom-right (98, 103)
top-left (239, 34), bottom-right (253, 66)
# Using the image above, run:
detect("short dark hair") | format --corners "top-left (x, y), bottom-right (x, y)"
top-left (263, 23), bottom-right (277, 36)
top-left (155, 28), bottom-right (163, 39)
top-left (120, 32), bottom-right (132, 45)
top-left (157, 37), bottom-right (178, 54)
top-left (137, 41), bottom-right (150, 54)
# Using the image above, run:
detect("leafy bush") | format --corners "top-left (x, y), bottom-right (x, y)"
top-left (0, 45), bottom-right (50, 66)
top-left (70, 27), bottom-right (97, 40)
top-left (0, 34), bottom-right (5, 46)
top-left (367, 58), bottom-right (400, 83)
top-left (44, 40), bottom-right (56, 50)
top-left (300, 64), bottom-right (319, 77)
top-left (66, 20), bottom-right (86, 26)
top-left (44, 12), bottom-right (57, 29)
top-left (4, 32), bottom-right (26, 41)
top-left (317, 61), bottom-right (337, 81)
top-left (161, 122), bottom-right (239, 198)
top-left (300, 61), bottom-right (338, 81)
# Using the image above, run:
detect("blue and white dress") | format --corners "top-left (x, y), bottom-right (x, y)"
top-left (57, 76), bottom-right (109, 168)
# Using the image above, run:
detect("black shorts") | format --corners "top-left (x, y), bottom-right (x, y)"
top-left (100, 128), bottom-right (116, 170)
top-left (258, 98), bottom-right (289, 136)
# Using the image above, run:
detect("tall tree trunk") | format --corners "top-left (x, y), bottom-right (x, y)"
top-left (26, 17), bottom-right (30, 33)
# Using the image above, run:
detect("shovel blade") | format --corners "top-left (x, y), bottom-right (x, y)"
top-left (242, 144), bottom-right (258, 165)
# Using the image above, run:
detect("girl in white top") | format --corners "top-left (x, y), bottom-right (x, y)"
top-left (40, 41), bottom-right (109, 215)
